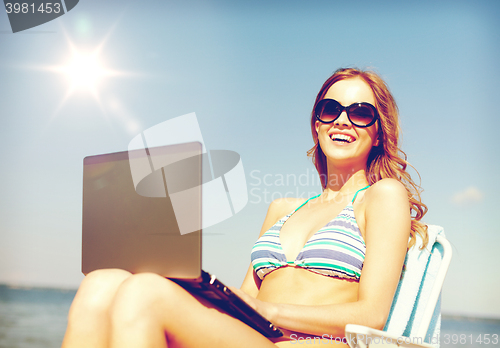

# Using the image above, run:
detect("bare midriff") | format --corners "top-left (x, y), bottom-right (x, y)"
top-left (257, 267), bottom-right (357, 347)
top-left (257, 267), bottom-right (359, 305)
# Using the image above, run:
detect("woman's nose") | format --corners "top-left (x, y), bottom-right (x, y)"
top-left (334, 110), bottom-right (351, 127)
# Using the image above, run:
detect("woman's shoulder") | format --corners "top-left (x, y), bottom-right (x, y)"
top-left (363, 179), bottom-right (410, 223)
top-left (366, 178), bottom-right (408, 202)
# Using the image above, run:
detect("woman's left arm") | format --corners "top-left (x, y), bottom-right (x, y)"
top-left (233, 178), bottom-right (411, 337)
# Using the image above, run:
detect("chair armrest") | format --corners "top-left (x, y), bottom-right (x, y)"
top-left (345, 324), bottom-right (435, 348)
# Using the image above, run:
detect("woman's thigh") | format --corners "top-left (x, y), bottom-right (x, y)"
top-left (69, 268), bottom-right (132, 318)
top-left (109, 273), bottom-right (277, 348)
top-left (62, 269), bottom-right (133, 348)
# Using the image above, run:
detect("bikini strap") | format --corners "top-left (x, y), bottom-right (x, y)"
top-left (294, 194), bottom-right (321, 213)
top-left (294, 187), bottom-right (368, 212)
top-left (351, 185), bottom-right (370, 203)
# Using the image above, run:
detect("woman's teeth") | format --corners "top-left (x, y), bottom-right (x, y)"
top-left (330, 134), bottom-right (355, 143)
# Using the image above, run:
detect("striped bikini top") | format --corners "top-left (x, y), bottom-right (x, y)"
top-left (251, 186), bottom-right (368, 281)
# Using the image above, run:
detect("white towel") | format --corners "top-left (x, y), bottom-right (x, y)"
top-left (383, 224), bottom-right (445, 346)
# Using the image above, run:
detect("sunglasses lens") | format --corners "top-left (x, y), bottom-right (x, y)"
top-left (316, 100), bottom-right (342, 123)
top-left (348, 104), bottom-right (376, 126)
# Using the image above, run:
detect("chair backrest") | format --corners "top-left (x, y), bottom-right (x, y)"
top-left (416, 235), bottom-right (452, 338)
top-left (383, 225), bottom-right (452, 343)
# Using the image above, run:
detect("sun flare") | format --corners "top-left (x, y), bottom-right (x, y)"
top-left (64, 53), bottom-right (106, 91)
top-left (40, 30), bottom-right (140, 133)
top-left (57, 50), bottom-right (115, 97)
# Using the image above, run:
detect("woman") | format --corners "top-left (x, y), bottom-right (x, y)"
top-left (62, 68), bottom-right (427, 348)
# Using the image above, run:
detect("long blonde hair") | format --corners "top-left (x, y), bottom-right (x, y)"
top-left (307, 68), bottom-right (428, 249)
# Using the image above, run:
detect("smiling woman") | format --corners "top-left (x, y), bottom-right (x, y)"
top-left (62, 67), bottom-right (428, 348)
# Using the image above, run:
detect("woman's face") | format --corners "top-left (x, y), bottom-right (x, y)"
top-left (315, 77), bottom-right (380, 170)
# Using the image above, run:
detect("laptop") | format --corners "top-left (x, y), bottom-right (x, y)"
top-left (81, 142), bottom-right (282, 338)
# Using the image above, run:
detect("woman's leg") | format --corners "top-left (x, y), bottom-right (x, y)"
top-left (108, 272), bottom-right (277, 348)
top-left (62, 269), bottom-right (133, 348)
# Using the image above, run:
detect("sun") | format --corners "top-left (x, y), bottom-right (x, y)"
top-left (64, 52), bottom-right (106, 92)
top-left (44, 44), bottom-right (124, 116)
top-left (39, 29), bottom-right (140, 132)
top-left (57, 49), bottom-right (115, 98)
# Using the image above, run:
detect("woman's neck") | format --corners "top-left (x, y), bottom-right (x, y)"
top-left (323, 168), bottom-right (369, 197)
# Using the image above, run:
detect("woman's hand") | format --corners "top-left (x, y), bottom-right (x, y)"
top-left (229, 287), bottom-right (275, 322)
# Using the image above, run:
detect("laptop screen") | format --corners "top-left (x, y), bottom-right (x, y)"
top-left (82, 142), bottom-right (203, 279)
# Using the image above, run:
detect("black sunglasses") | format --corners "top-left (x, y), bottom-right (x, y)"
top-left (315, 99), bottom-right (379, 128)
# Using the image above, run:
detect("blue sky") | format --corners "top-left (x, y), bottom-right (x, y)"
top-left (0, 0), bottom-right (499, 319)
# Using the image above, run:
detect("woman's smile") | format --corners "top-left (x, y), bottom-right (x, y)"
top-left (329, 132), bottom-right (356, 145)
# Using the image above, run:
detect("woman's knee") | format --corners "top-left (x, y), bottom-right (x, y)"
top-left (68, 269), bottom-right (132, 321)
top-left (109, 273), bottom-right (182, 326)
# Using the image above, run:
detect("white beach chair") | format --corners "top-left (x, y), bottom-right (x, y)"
top-left (345, 225), bottom-right (452, 348)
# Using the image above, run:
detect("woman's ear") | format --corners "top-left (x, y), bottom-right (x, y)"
top-left (374, 130), bottom-right (383, 147)
top-left (315, 121), bottom-right (320, 134)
